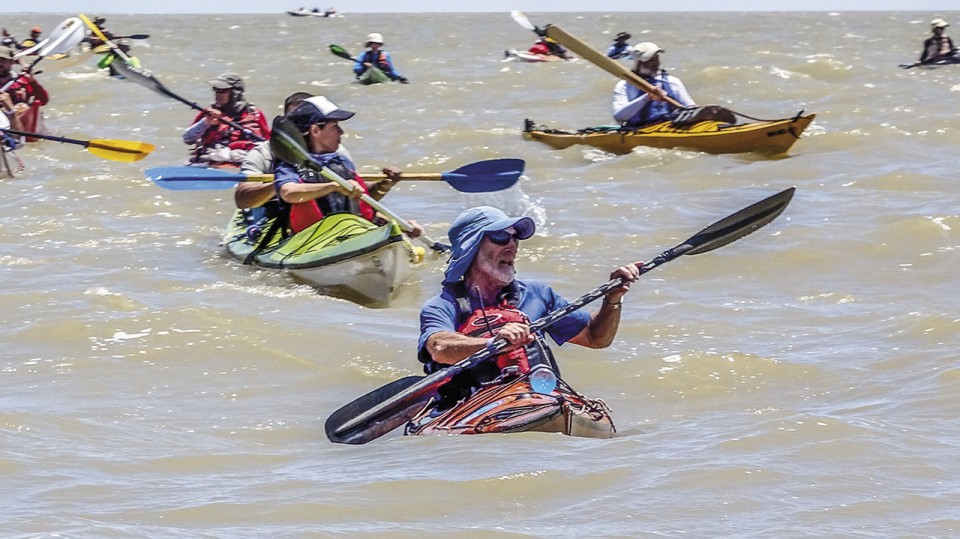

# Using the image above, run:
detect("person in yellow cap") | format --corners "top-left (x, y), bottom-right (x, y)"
top-left (914, 18), bottom-right (958, 66)
top-left (353, 33), bottom-right (408, 83)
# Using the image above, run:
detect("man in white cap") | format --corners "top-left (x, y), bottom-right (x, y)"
top-left (182, 72), bottom-right (269, 166)
top-left (914, 19), bottom-right (957, 67)
top-left (416, 205), bottom-right (641, 407)
top-left (353, 32), bottom-right (408, 83)
top-left (273, 95), bottom-right (421, 235)
top-left (612, 41), bottom-right (695, 128)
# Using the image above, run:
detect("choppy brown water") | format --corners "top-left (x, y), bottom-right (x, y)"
top-left (2, 10), bottom-right (959, 537)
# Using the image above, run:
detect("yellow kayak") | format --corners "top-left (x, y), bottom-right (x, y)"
top-left (522, 112), bottom-right (816, 155)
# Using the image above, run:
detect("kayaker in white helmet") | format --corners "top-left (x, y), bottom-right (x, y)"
top-left (353, 32), bottom-right (409, 83)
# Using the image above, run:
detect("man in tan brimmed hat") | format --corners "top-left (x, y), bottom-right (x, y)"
top-left (607, 31), bottom-right (632, 59)
top-left (612, 41), bottom-right (695, 127)
top-left (914, 18), bottom-right (958, 66)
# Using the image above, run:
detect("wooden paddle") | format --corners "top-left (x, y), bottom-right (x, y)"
top-left (0, 128), bottom-right (154, 162)
top-left (325, 186), bottom-right (797, 444)
top-left (145, 158), bottom-right (525, 192)
top-left (270, 115), bottom-right (452, 254)
top-left (510, 10), bottom-right (682, 108)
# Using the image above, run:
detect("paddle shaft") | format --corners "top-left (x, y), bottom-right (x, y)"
top-left (544, 25), bottom-right (682, 108)
top-left (2, 127), bottom-right (95, 147)
top-left (233, 173), bottom-right (442, 182)
top-left (318, 166), bottom-right (449, 252)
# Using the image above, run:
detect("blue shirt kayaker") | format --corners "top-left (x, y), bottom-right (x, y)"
top-left (273, 95), bottom-right (422, 235)
top-left (606, 31), bottom-right (632, 59)
top-left (353, 33), bottom-right (409, 83)
top-left (417, 206), bottom-right (643, 404)
top-left (612, 42), bottom-right (696, 127)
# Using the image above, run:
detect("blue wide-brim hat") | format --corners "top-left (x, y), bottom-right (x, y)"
top-left (443, 206), bottom-right (535, 285)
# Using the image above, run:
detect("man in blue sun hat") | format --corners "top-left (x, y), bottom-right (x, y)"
top-left (417, 205), bottom-right (642, 407)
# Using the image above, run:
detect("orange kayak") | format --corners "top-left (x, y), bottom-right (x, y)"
top-left (405, 369), bottom-right (615, 439)
top-left (523, 112), bottom-right (815, 155)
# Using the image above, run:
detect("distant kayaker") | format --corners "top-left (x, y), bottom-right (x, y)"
top-left (97, 39), bottom-right (141, 77)
top-left (353, 33), bottom-right (409, 84)
top-left (607, 31), bottom-right (632, 59)
top-left (273, 95), bottom-right (422, 235)
top-left (417, 206), bottom-right (642, 408)
top-left (612, 42), bottom-right (695, 128)
top-left (913, 18), bottom-right (958, 67)
top-left (182, 72), bottom-right (270, 167)
top-left (83, 16), bottom-right (116, 49)
top-left (528, 37), bottom-right (571, 60)
top-left (236, 91), bottom-right (354, 210)
top-left (1, 28), bottom-right (18, 50)
top-left (19, 27), bottom-right (41, 51)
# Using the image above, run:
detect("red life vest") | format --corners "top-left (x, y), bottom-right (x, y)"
top-left (3, 74), bottom-right (49, 106)
top-left (190, 105), bottom-right (269, 157)
top-left (456, 296), bottom-right (540, 374)
top-left (287, 165), bottom-right (376, 233)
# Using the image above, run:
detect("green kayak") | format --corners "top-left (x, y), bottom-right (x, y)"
top-left (223, 210), bottom-right (423, 304)
top-left (358, 66), bottom-right (388, 85)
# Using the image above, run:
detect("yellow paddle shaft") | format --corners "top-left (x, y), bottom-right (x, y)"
top-left (79, 14), bottom-right (133, 63)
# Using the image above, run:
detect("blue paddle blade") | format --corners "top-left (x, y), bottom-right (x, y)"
top-left (443, 158), bottom-right (523, 192)
top-left (145, 166), bottom-right (246, 190)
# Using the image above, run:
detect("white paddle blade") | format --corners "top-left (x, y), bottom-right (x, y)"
top-left (38, 18), bottom-right (85, 57)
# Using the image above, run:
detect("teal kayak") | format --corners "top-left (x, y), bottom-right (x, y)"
top-left (223, 210), bottom-right (423, 304)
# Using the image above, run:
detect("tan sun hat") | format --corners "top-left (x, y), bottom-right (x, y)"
top-left (931, 18), bottom-right (949, 29)
top-left (632, 42), bottom-right (663, 62)
top-left (366, 32), bottom-right (384, 44)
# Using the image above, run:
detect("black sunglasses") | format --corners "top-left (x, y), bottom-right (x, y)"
top-left (486, 229), bottom-right (522, 246)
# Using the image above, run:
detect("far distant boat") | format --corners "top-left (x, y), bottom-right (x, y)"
top-left (287, 7), bottom-right (343, 18)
